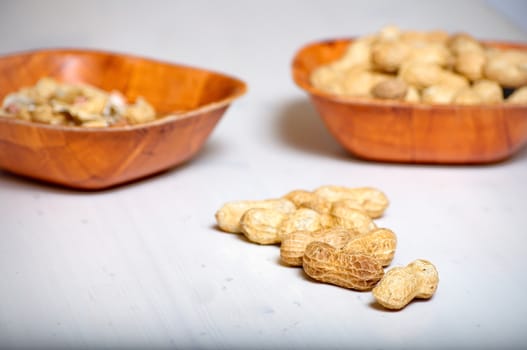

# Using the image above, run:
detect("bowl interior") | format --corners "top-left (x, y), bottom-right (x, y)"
top-left (0, 49), bottom-right (246, 116)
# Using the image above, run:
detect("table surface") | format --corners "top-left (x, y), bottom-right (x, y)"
top-left (1, 1), bottom-right (527, 349)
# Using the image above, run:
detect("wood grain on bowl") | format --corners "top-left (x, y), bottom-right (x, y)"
top-left (0, 49), bottom-right (247, 189)
top-left (292, 39), bottom-right (527, 164)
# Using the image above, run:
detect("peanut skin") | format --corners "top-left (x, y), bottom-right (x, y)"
top-left (372, 259), bottom-right (439, 310)
top-left (240, 206), bottom-right (376, 245)
top-left (303, 242), bottom-right (384, 291)
top-left (215, 198), bottom-right (296, 233)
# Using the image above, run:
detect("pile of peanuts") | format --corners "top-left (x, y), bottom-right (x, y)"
top-left (0, 77), bottom-right (158, 127)
top-left (310, 26), bottom-right (527, 105)
top-left (215, 185), bottom-right (439, 310)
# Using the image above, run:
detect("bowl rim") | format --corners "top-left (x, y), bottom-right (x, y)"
top-left (291, 37), bottom-right (527, 111)
top-left (0, 47), bottom-right (248, 133)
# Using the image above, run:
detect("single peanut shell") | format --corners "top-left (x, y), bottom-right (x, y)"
top-left (372, 79), bottom-right (408, 100)
top-left (343, 228), bottom-right (397, 267)
top-left (398, 62), bottom-right (443, 90)
top-left (280, 228), bottom-right (357, 266)
top-left (405, 44), bottom-right (452, 68)
top-left (448, 33), bottom-right (483, 55)
top-left (421, 85), bottom-right (461, 104)
top-left (438, 70), bottom-right (469, 89)
top-left (372, 259), bottom-right (439, 310)
top-left (240, 208), bottom-right (288, 244)
top-left (328, 205), bottom-right (377, 234)
top-left (484, 51), bottom-right (527, 88)
top-left (314, 185), bottom-right (389, 218)
top-left (303, 242), bottom-right (384, 291)
top-left (277, 208), bottom-right (323, 242)
top-left (472, 80), bottom-right (503, 104)
top-left (453, 87), bottom-right (483, 105)
top-left (340, 70), bottom-right (389, 97)
top-left (335, 37), bottom-right (374, 70)
top-left (215, 198), bottom-right (295, 233)
top-left (240, 208), bottom-right (322, 245)
top-left (371, 41), bottom-right (410, 73)
top-left (283, 190), bottom-right (332, 213)
top-left (454, 51), bottom-right (486, 81)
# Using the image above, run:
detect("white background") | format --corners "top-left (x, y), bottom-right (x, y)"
top-left (1, 1), bottom-right (526, 349)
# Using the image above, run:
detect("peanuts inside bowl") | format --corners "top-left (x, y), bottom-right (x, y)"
top-left (0, 77), bottom-right (170, 127)
top-left (310, 26), bottom-right (527, 105)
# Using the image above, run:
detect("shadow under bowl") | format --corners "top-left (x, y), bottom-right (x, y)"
top-left (0, 49), bottom-right (247, 189)
top-left (292, 38), bottom-right (527, 164)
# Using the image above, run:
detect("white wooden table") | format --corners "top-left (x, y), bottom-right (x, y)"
top-left (1, 1), bottom-right (526, 348)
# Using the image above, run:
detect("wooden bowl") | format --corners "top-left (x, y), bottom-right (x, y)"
top-left (292, 39), bottom-right (527, 164)
top-left (0, 49), bottom-right (246, 189)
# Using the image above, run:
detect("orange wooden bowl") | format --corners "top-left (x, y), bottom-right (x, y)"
top-left (0, 49), bottom-right (246, 189)
top-left (292, 39), bottom-right (527, 164)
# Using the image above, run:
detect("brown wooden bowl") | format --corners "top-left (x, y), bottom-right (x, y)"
top-left (292, 38), bottom-right (527, 164)
top-left (0, 49), bottom-right (246, 189)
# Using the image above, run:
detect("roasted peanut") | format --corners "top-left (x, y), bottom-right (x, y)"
top-left (310, 65), bottom-right (346, 95)
top-left (372, 79), bottom-right (408, 100)
top-left (240, 206), bottom-right (376, 245)
top-left (454, 51), bottom-right (486, 81)
top-left (406, 44), bottom-right (452, 68)
top-left (421, 85), bottom-right (460, 104)
top-left (340, 70), bottom-right (390, 97)
top-left (329, 202), bottom-right (375, 230)
top-left (241, 208), bottom-right (322, 245)
top-left (372, 41), bottom-right (410, 73)
top-left (343, 228), bottom-right (397, 267)
top-left (334, 37), bottom-right (374, 70)
top-left (314, 185), bottom-right (389, 218)
top-left (372, 259), bottom-right (439, 310)
top-left (283, 190), bottom-right (332, 214)
top-left (472, 80), bottom-right (503, 103)
top-left (448, 33), bottom-right (483, 55)
top-left (453, 87), bottom-right (482, 105)
top-left (484, 50), bottom-right (527, 88)
top-left (280, 228), bottom-right (356, 266)
top-left (438, 70), bottom-right (469, 89)
top-left (215, 198), bottom-right (296, 233)
top-left (303, 242), bottom-right (384, 291)
top-left (280, 227), bottom-right (396, 267)
top-left (284, 189), bottom-right (367, 216)
top-left (398, 62), bottom-right (443, 90)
